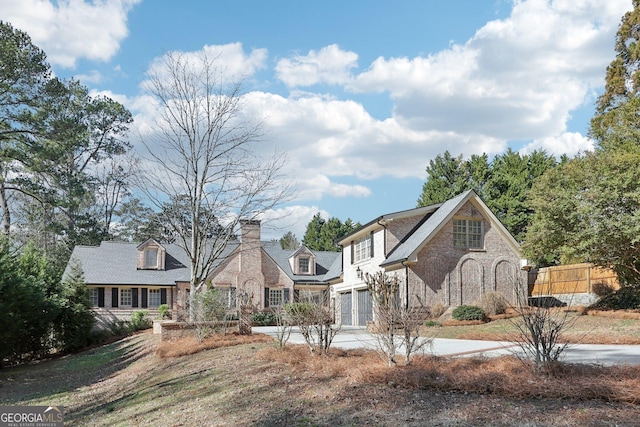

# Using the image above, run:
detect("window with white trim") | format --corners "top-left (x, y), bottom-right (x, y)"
top-left (89, 288), bottom-right (99, 307)
top-left (298, 257), bottom-right (310, 274)
top-left (453, 219), bottom-right (484, 249)
top-left (149, 289), bottom-right (161, 308)
top-left (120, 288), bottom-right (132, 307)
top-left (354, 234), bottom-right (372, 263)
top-left (144, 248), bottom-right (158, 268)
top-left (217, 287), bottom-right (237, 308)
top-left (269, 288), bottom-right (283, 307)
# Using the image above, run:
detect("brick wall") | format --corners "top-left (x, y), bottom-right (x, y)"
top-left (407, 200), bottom-right (524, 307)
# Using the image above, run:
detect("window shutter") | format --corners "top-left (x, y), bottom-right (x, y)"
top-left (98, 287), bottom-right (105, 307)
top-left (294, 289), bottom-right (300, 302)
top-left (370, 231), bottom-right (374, 258)
top-left (350, 241), bottom-right (355, 264)
top-left (132, 288), bottom-right (139, 308)
top-left (264, 288), bottom-right (269, 308)
top-left (141, 288), bottom-right (148, 308)
top-left (284, 288), bottom-right (290, 304)
top-left (111, 288), bottom-right (118, 307)
top-left (160, 288), bottom-right (167, 305)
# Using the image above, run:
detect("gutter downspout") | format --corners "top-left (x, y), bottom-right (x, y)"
top-left (401, 260), bottom-right (409, 309)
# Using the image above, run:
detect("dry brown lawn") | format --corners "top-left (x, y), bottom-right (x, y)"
top-left (2, 313), bottom-right (640, 426)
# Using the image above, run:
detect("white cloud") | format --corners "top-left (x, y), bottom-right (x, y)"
top-left (0, 0), bottom-right (141, 68)
top-left (258, 205), bottom-right (330, 241)
top-left (350, 0), bottom-right (630, 141)
top-left (98, 0), bottom-right (632, 208)
top-left (275, 44), bottom-right (358, 87)
top-left (520, 132), bottom-right (594, 158)
top-left (75, 69), bottom-right (103, 84)
top-left (242, 91), bottom-right (506, 184)
top-left (295, 174), bottom-right (371, 200)
top-left (142, 43), bottom-right (268, 90)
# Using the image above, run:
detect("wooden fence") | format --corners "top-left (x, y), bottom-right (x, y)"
top-left (528, 263), bottom-right (620, 296)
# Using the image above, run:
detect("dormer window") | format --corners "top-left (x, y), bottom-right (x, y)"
top-left (298, 257), bottom-right (310, 274)
top-left (137, 239), bottom-right (166, 270)
top-left (289, 245), bottom-right (316, 275)
top-left (144, 248), bottom-right (158, 268)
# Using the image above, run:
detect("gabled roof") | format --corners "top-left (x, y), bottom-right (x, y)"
top-left (65, 240), bottom-right (238, 286)
top-left (381, 189), bottom-right (521, 268)
top-left (136, 238), bottom-right (164, 250)
top-left (261, 241), bottom-right (340, 284)
top-left (289, 244), bottom-right (315, 258)
top-left (337, 202), bottom-right (443, 245)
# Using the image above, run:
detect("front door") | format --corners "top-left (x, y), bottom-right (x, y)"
top-left (357, 289), bottom-right (373, 326)
top-left (340, 292), bottom-right (352, 325)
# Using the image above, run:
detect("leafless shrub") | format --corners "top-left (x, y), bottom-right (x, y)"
top-left (272, 307), bottom-right (292, 350)
top-left (429, 302), bottom-right (448, 319)
top-left (505, 277), bottom-right (580, 373)
top-left (191, 287), bottom-right (233, 341)
top-left (364, 271), bottom-right (433, 366)
top-left (474, 291), bottom-right (508, 315)
top-left (285, 292), bottom-right (339, 355)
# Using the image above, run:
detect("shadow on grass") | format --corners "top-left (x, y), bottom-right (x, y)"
top-left (0, 332), bottom-right (153, 404)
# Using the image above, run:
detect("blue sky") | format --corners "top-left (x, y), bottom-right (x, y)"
top-left (0, 0), bottom-right (633, 240)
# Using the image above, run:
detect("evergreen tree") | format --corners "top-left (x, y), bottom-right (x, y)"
top-left (417, 149), bottom-right (556, 242)
top-left (484, 149), bottom-right (556, 242)
top-left (590, 0), bottom-right (640, 151)
top-left (417, 151), bottom-right (469, 206)
top-left (56, 258), bottom-right (95, 352)
top-left (302, 214), bottom-right (360, 252)
top-left (0, 240), bottom-right (60, 365)
top-left (279, 231), bottom-right (300, 250)
top-left (302, 213), bottom-right (325, 250)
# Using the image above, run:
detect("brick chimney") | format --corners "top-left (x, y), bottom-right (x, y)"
top-left (238, 219), bottom-right (264, 305)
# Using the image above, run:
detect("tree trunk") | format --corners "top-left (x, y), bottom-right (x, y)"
top-left (0, 178), bottom-right (11, 235)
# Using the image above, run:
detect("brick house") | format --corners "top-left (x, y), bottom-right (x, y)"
top-left (331, 190), bottom-right (526, 325)
top-left (65, 220), bottom-right (341, 326)
top-left (65, 190), bottom-right (524, 327)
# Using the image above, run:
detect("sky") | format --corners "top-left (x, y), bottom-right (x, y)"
top-left (0, 0), bottom-right (633, 241)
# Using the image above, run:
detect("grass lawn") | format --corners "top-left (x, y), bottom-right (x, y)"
top-left (1, 315), bottom-right (640, 426)
top-left (425, 311), bottom-right (640, 344)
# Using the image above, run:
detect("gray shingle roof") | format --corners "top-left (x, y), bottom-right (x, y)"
top-left (261, 241), bottom-right (340, 284)
top-left (66, 240), bottom-right (238, 286)
top-left (67, 239), bottom-right (340, 287)
top-left (381, 190), bottom-right (475, 267)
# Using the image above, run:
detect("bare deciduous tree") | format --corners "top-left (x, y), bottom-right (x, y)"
top-left (506, 275), bottom-right (579, 373)
top-left (365, 271), bottom-right (432, 366)
top-left (272, 306), bottom-right (292, 350)
top-left (286, 292), bottom-right (339, 355)
top-left (138, 51), bottom-right (288, 320)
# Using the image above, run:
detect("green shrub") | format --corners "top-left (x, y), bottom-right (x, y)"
top-left (252, 311), bottom-right (277, 326)
top-left (130, 310), bottom-right (152, 330)
top-left (157, 304), bottom-right (171, 320)
top-left (452, 305), bottom-right (486, 321)
top-left (590, 285), bottom-right (640, 310)
top-left (108, 320), bottom-right (132, 336)
top-left (424, 320), bottom-right (440, 327)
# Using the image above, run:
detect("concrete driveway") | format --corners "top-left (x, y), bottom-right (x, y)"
top-left (252, 326), bottom-right (640, 366)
